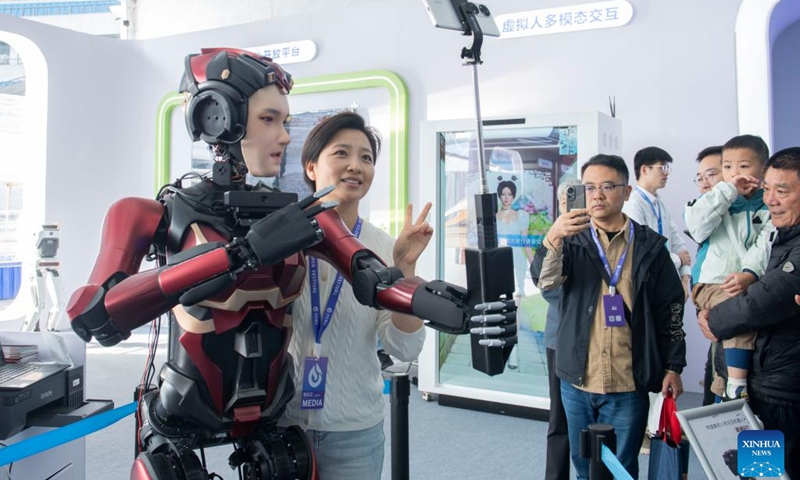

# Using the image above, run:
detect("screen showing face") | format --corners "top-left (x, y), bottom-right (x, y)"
top-left (436, 125), bottom-right (578, 398)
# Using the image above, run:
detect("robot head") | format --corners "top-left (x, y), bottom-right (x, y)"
top-left (36, 224), bottom-right (59, 259)
top-left (180, 48), bottom-right (293, 151)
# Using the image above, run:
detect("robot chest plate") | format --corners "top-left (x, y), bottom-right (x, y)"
top-left (190, 223), bottom-right (305, 306)
top-left (169, 223), bottom-right (306, 334)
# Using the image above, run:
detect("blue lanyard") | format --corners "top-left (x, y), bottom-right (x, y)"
top-left (589, 220), bottom-right (634, 295)
top-left (636, 187), bottom-right (662, 235)
top-left (309, 217), bottom-right (362, 347)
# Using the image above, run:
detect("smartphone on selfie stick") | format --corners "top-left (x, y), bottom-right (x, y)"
top-left (421, 0), bottom-right (517, 378)
top-left (422, 0), bottom-right (501, 37)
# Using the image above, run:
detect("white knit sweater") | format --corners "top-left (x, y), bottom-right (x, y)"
top-left (280, 220), bottom-right (426, 432)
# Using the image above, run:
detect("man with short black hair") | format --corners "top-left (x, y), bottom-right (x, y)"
top-left (542, 180), bottom-right (581, 480)
top-left (532, 154), bottom-right (686, 480)
top-left (692, 145), bottom-right (725, 405)
top-left (694, 146), bottom-right (723, 195)
top-left (700, 146), bottom-right (800, 478)
top-left (624, 146), bottom-right (692, 299)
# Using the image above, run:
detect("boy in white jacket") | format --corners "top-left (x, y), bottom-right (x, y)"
top-left (685, 135), bottom-right (773, 400)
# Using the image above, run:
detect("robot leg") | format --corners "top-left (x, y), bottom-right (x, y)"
top-left (20, 268), bottom-right (46, 332)
top-left (131, 442), bottom-right (207, 480)
top-left (228, 426), bottom-right (315, 480)
top-left (132, 390), bottom-right (208, 480)
top-left (44, 267), bottom-right (66, 331)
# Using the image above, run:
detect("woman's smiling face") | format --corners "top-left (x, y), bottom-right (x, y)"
top-left (305, 128), bottom-right (376, 205)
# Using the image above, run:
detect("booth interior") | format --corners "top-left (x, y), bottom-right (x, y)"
top-left (0, 0), bottom-right (799, 478)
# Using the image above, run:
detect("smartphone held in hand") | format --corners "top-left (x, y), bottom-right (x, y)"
top-left (566, 184), bottom-right (586, 213)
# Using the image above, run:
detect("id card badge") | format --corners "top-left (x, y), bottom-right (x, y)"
top-left (603, 294), bottom-right (626, 327)
top-left (300, 356), bottom-right (328, 410)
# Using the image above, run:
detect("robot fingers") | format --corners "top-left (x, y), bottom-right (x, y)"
top-left (478, 337), bottom-right (518, 348)
top-left (470, 308), bottom-right (517, 349)
top-left (474, 299), bottom-right (516, 313)
top-left (470, 326), bottom-right (507, 335)
top-left (298, 185), bottom-right (336, 209)
top-left (470, 309), bottom-right (516, 324)
top-left (469, 313), bottom-right (507, 324)
top-left (303, 201), bottom-right (339, 219)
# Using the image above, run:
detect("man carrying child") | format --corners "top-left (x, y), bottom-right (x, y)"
top-left (684, 134), bottom-right (772, 400)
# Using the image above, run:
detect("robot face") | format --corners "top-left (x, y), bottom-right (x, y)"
top-left (239, 86), bottom-right (291, 178)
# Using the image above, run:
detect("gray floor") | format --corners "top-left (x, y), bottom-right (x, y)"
top-left (82, 330), bottom-right (710, 479)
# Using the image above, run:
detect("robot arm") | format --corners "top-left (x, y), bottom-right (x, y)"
top-left (67, 197), bottom-right (167, 345)
top-left (308, 210), bottom-right (517, 340)
top-left (68, 192), bottom-right (335, 346)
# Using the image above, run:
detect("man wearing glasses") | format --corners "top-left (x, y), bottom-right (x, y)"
top-left (623, 146), bottom-right (692, 300)
top-left (694, 146), bottom-right (723, 195)
top-left (691, 145), bottom-right (725, 406)
top-left (531, 154), bottom-right (686, 480)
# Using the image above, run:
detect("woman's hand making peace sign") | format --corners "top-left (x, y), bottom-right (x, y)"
top-left (393, 202), bottom-right (434, 277)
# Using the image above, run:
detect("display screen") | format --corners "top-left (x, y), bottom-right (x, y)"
top-left (437, 125), bottom-right (579, 398)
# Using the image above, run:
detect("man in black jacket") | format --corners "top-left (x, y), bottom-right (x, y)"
top-left (531, 154), bottom-right (686, 480)
top-left (700, 147), bottom-right (800, 479)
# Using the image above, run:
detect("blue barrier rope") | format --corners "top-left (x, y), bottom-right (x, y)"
top-left (0, 401), bottom-right (136, 466)
top-left (600, 444), bottom-right (634, 480)
top-left (0, 378), bottom-right (392, 466)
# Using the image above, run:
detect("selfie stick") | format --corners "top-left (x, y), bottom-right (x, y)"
top-left (449, 0), bottom-right (517, 376)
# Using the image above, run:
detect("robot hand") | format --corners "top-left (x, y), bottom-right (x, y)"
top-left (469, 300), bottom-right (518, 348)
top-left (69, 282), bottom-right (128, 345)
top-left (408, 280), bottom-right (517, 347)
top-left (230, 186), bottom-right (338, 270)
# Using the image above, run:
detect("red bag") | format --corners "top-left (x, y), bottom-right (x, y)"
top-left (657, 392), bottom-right (683, 446)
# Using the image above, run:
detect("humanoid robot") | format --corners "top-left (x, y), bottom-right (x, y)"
top-left (21, 224), bottom-right (65, 332)
top-left (66, 48), bottom-right (516, 480)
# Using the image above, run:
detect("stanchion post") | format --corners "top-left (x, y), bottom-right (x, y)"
top-left (390, 374), bottom-right (410, 480)
top-left (580, 423), bottom-right (616, 480)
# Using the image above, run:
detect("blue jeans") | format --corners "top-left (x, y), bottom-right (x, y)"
top-left (305, 421), bottom-right (385, 480)
top-left (560, 382), bottom-right (649, 480)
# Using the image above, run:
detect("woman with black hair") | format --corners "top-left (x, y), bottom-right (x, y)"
top-left (279, 111), bottom-right (433, 479)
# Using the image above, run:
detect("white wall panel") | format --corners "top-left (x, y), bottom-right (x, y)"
top-left (0, 0), bottom-right (755, 393)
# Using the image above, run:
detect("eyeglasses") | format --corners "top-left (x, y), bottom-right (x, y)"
top-left (693, 169), bottom-right (721, 185)
top-left (584, 184), bottom-right (627, 194)
top-left (649, 164), bottom-right (672, 174)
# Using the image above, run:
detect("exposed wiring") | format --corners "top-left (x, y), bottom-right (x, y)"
top-left (138, 170), bottom-right (206, 453)
top-left (155, 171), bottom-right (209, 202)
top-left (135, 242), bottom-right (165, 453)
top-left (135, 312), bottom-right (162, 453)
